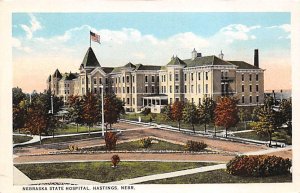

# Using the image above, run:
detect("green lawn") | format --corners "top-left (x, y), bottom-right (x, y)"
top-left (55, 124), bottom-right (100, 135)
top-left (142, 169), bottom-right (292, 184)
top-left (15, 162), bottom-right (214, 183)
top-left (121, 113), bottom-right (250, 132)
top-left (233, 131), bottom-right (269, 141)
top-left (81, 138), bottom-right (187, 152)
top-left (13, 135), bottom-right (33, 144)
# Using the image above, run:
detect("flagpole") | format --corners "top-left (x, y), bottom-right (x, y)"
top-left (89, 31), bottom-right (91, 48)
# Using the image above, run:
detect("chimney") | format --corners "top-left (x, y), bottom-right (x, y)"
top-left (254, 49), bottom-right (259, 68)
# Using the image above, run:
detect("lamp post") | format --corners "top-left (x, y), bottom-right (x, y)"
top-left (100, 85), bottom-right (104, 136)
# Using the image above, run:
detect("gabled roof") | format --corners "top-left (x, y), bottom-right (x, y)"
top-left (53, 69), bottom-right (62, 79)
top-left (60, 72), bottom-right (78, 81)
top-left (183, 56), bottom-right (234, 67)
top-left (124, 62), bottom-right (136, 68)
top-left (167, 56), bottom-right (186, 66)
top-left (81, 47), bottom-right (101, 68)
top-left (102, 67), bottom-right (114, 74)
top-left (135, 64), bottom-right (162, 71)
top-left (228, 61), bottom-right (260, 69)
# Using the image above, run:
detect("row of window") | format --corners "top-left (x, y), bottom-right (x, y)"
top-left (241, 95), bottom-right (260, 103)
top-left (122, 97), bottom-right (136, 105)
top-left (241, 74), bottom-right (259, 82)
top-left (161, 72), bottom-right (210, 83)
top-left (241, 84), bottom-right (259, 92)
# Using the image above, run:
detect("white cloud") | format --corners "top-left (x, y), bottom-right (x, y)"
top-left (216, 24), bottom-right (260, 43)
top-left (12, 37), bottom-right (32, 53)
top-left (268, 24), bottom-right (291, 32)
top-left (20, 14), bottom-right (42, 39)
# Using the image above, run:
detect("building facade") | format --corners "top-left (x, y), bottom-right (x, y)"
top-left (47, 47), bottom-right (264, 113)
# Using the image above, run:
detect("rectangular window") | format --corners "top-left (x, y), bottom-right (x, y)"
top-left (122, 76), bottom-right (125, 83)
top-left (242, 74), bottom-right (244, 81)
top-left (250, 96), bottom-right (252, 103)
top-left (205, 72), bottom-right (208, 80)
top-left (115, 78), bottom-right (118, 83)
top-left (191, 98), bottom-right (194, 104)
top-left (205, 84), bottom-right (208, 93)
top-left (256, 74), bottom-right (259, 81)
top-left (145, 75), bottom-right (148, 83)
top-left (126, 76), bottom-right (130, 83)
top-left (175, 73), bottom-right (179, 81)
top-left (249, 74), bottom-right (252, 81)
top-left (118, 77), bottom-right (120, 83)
top-left (152, 75), bottom-right (155, 82)
top-left (164, 86), bottom-right (166, 93)
top-left (170, 86), bottom-right (172, 93)
top-left (94, 78), bottom-right (97, 84)
top-left (169, 74), bottom-right (172, 81)
top-left (161, 86), bottom-right (164, 93)
top-left (184, 74), bottom-right (187, 81)
top-left (198, 84), bottom-right (201, 93)
top-left (133, 98), bottom-right (135, 105)
top-left (161, 76), bottom-right (164, 82)
top-left (249, 85), bottom-right (252, 92)
top-left (191, 85), bottom-right (194, 93)
top-left (256, 85), bottom-right (259, 92)
top-left (123, 87), bottom-right (125, 93)
top-left (184, 85), bottom-right (187, 93)
top-left (127, 87), bottom-right (130, 93)
top-left (170, 98), bottom-right (173, 104)
top-left (175, 85), bottom-right (179, 93)
top-left (152, 86), bottom-right (155, 93)
top-left (127, 98), bottom-right (130, 105)
top-left (157, 76), bottom-right (159, 82)
top-left (242, 96), bottom-right (244, 103)
top-left (164, 75), bottom-right (166, 82)
top-left (199, 98), bottom-right (201, 105)
top-left (132, 86), bottom-right (135, 93)
top-left (256, 96), bottom-right (259, 103)
top-left (242, 85), bottom-right (244, 92)
top-left (191, 73), bottom-right (194, 81)
top-left (145, 86), bottom-right (148, 93)
top-left (198, 72), bottom-right (201, 80)
top-left (176, 98), bottom-right (179, 102)
top-left (99, 78), bottom-right (102, 84)
top-left (94, 88), bottom-right (97, 93)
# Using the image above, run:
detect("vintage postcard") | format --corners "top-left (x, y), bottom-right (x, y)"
top-left (0, 0), bottom-right (299, 193)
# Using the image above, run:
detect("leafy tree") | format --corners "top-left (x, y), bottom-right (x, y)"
top-left (103, 94), bottom-right (124, 131)
top-left (198, 98), bottom-right (216, 133)
top-left (82, 93), bottom-right (99, 135)
top-left (12, 87), bottom-right (26, 106)
top-left (214, 96), bottom-right (239, 138)
top-left (13, 103), bottom-right (26, 133)
top-left (238, 108), bottom-right (251, 130)
top-left (183, 102), bottom-right (199, 133)
top-left (162, 104), bottom-right (172, 121)
top-left (67, 95), bottom-right (83, 133)
top-left (172, 101), bottom-right (184, 131)
top-left (250, 105), bottom-right (281, 146)
top-left (25, 103), bottom-right (47, 144)
top-left (279, 99), bottom-right (292, 136)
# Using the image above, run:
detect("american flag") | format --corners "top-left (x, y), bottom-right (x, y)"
top-left (90, 31), bottom-right (100, 44)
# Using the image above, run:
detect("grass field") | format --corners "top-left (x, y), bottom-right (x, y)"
top-left (121, 113), bottom-right (250, 132)
top-left (142, 169), bottom-right (292, 184)
top-left (15, 162), bottom-right (214, 183)
top-left (81, 138), bottom-right (187, 152)
top-left (13, 135), bottom-right (33, 144)
top-left (234, 131), bottom-right (292, 145)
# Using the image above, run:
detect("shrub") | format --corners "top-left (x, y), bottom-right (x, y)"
top-left (142, 108), bottom-right (151, 116)
top-left (226, 155), bottom-right (292, 177)
top-left (111, 154), bottom-right (120, 168)
top-left (139, 137), bottom-right (152, 148)
top-left (68, 144), bottom-right (79, 151)
top-left (185, 140), bottom-right (207, 151)
top-left (105, 132), bottom-right (118, 150)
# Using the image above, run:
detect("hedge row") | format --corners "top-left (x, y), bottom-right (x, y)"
top-left (185, 140), bottom-right (207, 152)
top-left (226, 155), bottom-right (291, 177)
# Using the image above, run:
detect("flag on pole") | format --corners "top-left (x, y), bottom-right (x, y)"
top-left (90, 31), bottom-right (100, 44)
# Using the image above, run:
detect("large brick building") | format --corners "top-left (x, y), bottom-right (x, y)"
top-left (47, 47), bottom-right (264, 113)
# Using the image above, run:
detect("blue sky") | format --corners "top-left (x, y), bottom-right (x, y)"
top-left (12, 12), bottom-right (291, 92)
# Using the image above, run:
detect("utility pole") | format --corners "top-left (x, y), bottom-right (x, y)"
top-left (100, 85), bottom-right (104, 136)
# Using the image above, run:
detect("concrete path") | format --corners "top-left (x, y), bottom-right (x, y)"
top-left (106, 164), bottom-right (226, 185)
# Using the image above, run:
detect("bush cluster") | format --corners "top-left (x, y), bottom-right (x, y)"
top-left (68, 144), bottom-right (79, 151)
top-left (111, 154), bottom-right (120, 168)
top-left (105, 132), bottom-right (118, 150)
top-left (141, 108), bottom-right (151, 116)
top-left (226, 155), bottom-right (292, 177)
top-left (185, 140), bottom-right (207, 151)
top-left (139, 137), bottom-right (152, 148)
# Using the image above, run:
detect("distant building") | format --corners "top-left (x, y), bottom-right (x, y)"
top-left (47, 47), bottom-right (265, 113)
